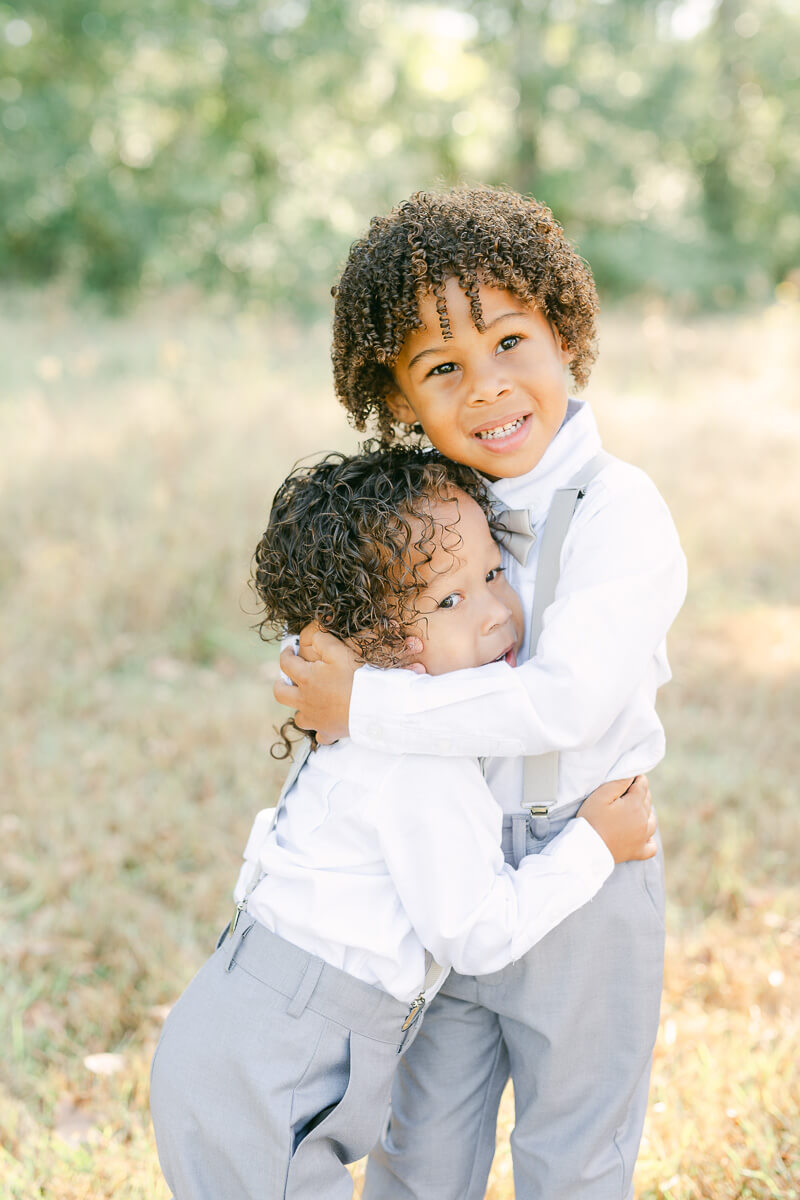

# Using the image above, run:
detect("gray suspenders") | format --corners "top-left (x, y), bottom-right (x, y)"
top-left (228, 452), bottom-right (609, 995)
top-left (227, 738), bottom-right (313, 939)
top-left (226, 736), bottom-right (443, 1028)
top-left (522, 451), bottom-right (612, 816)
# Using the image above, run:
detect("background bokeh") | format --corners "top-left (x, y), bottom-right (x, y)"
top-left (2, 2), bottom-right (799, 1198)
top-left (2, 0), bottom-right (799, 308)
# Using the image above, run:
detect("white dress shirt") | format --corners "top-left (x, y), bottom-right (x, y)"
top-left (349, 400), bottom-right (688, 814)
top-left (235, 739), bottom-right (613, 1004)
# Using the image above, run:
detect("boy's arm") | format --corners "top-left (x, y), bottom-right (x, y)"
top-left (277, 469), bottom-right (687, 757)
top-left (376, 758), bottom-right (654, 977)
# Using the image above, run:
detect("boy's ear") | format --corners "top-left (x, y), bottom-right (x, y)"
top-left (385, 386), bottom-right (418, 426)
top-left (549, 321), bottom-right (573, 366)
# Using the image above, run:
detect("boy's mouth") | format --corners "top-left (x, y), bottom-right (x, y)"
top-left (472, 414), bottom-right (529, 446)
top-left (489, 643), bottom-right (517, 668)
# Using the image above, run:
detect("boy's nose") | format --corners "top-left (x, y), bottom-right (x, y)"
top-left (467, 361), bottom-right (512, 406)
top-left (482, 591), bottom-right (513, 633)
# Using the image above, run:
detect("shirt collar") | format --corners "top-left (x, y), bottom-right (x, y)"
top-left (487, 399), bottom-right (603, 526)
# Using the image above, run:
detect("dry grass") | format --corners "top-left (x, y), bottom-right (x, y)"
top-left (1, 287), bottom-right (798, 1198)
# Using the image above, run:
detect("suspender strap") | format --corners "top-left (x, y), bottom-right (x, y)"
top-left (522, 451), bottom-right (611, 815)
top-left (230, 737), bottom-right (314, 931)
top-left (279, 738), bottom-right (314, 800)
top-left (234, 737), bottom-right (446, 1014)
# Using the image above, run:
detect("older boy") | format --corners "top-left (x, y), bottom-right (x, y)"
top-left (277, 188), bottom-right (687, 1199)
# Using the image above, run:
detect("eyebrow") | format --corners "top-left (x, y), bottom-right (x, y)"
top-left (406, 310), bottom-right (528, 372)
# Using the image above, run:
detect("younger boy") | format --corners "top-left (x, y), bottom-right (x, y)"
top-left (149, 447), bottom-right (656, 1200)
top-left (276, 187), bottom-right (688, 1199)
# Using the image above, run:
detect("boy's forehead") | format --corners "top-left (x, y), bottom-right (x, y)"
top-left (410, 277), bottom-right (532, 338)
top-left (412, 490), bottom-right (491, 566)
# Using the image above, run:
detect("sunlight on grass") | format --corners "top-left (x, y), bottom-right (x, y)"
top-left (2, 290), bottom-right (798, 1198)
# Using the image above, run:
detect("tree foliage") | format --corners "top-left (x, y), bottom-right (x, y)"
top-left (1, 0), bottom-right (797, 307)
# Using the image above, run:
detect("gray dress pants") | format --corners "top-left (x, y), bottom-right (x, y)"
top-left (150, 919), bottom-right (422, 1199)
top-left (364, 812), bottom-right (666, 1200)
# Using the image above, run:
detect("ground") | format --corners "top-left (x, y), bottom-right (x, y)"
top-left (1, 288), bottom-right (798, 1198)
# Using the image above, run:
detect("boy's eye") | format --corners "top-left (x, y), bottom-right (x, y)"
top-left (486, 566), bottom-right (505, 583)
top-left (498, 334), bottom-right (521, 352)
top-left (438, 592), bottom-right (462, 610)
top-left (428, 361), bottom-right (458, 377)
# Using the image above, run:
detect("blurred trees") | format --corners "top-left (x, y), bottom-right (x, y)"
top-left (0, 0), bottom-right (797, 308)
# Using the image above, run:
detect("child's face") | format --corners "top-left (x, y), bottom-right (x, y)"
top-left (388, 278), bottom-right (572, 479)
top-left (404, 488), bottom-right (524, 676)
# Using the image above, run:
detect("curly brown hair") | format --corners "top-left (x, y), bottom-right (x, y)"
top-left (331, 185), bottom-right (599, 445)
top-left (252, 445), bottom-right (494, 677)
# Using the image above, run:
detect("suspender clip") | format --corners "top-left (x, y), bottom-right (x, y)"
top-left (526, 803), bottom-right (552, 817)
top-left (402, 993), bottom-right (426, 1032)
top-left (227, 898), bottom-right (247, 939)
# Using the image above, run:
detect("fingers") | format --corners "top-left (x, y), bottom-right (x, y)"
top-left (298, 621), bottom-right (326, 662)
top-left (278, 647), bottom-right (310, 685)
top-left (274, 679), bottom-right (295, 708)
top-left (271, 679), bottom-right (316, 733)
top-left (397, 635), bottom-right (426, 673)
top-left (585, 776), bottom-right (635, 807)
top-left (634, 805), bottom-right (658, 859)
top-left (624, 774), bottom-right (649, 801)
top-left (292, 711), bottom-right (316, 732)
top-left (273, 650), bottom-right (314, 711)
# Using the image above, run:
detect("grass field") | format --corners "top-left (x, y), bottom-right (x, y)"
top-left (1, 287), bottom-right (799, 1198)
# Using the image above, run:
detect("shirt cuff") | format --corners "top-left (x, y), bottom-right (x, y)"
top-left (541, 816), bottom-right (615, 881)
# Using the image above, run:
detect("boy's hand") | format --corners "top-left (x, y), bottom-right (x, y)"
top-left (274, 623), bottom-right (355, 743)
top-left (273, 624), bottom-right (425, 745)
top-left (577, 775), bottom-right (657, 864)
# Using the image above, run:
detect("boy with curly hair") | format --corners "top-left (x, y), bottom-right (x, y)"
top-left (149, 447), bottom-right (656, 1200)
top-left (276, 187), bottom-right (688, 1199)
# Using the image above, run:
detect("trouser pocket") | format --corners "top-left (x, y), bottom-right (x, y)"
top-left (286, 1025), bottom-right (402, 1196)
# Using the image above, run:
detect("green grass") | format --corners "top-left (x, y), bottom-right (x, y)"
top-left (1, 287), bottom-right (799, 1198)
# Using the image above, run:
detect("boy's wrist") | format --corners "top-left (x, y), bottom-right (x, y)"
top-left (545, 816), bottom-right (615, 877)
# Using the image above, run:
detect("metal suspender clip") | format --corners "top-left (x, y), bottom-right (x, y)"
top-left (402, 993), bottom-right (426, 1031)
top-left (227, 898), bottom-right (247, 939)
top-left (526, 803), bottom-right (552, 817)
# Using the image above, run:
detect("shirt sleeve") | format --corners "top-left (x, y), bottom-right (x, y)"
top-left (350, 467), bottom-right (687, 758)
top-left (375, 755), bottom-right (614, 976)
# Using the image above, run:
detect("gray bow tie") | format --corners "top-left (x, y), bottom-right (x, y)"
top-left (494, 508), bottom-right (537, 566)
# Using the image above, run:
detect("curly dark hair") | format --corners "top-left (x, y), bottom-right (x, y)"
top-left (252, 444), bottom-right (494, 678)
top-left (331, 185), bottom-right (599, 445)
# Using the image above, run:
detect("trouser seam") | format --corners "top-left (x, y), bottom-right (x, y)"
top-left (612, 1123), bottom-right (627, 1198)
top-left (463, 1034), bottom-right (507, 1200)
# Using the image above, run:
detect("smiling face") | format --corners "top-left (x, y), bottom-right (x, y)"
top-left (404, 488), bottom-right (524, 676)
top-left (388, 278), bottom-right (572, 479)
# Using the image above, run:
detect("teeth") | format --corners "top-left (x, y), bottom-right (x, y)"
top-left (475, 417), bottom-right (524, 440)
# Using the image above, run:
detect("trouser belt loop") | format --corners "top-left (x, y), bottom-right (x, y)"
top-left (286, 956), bottom-right (325, 1018)
top-left (511, 813), bottom-right (528, 868)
